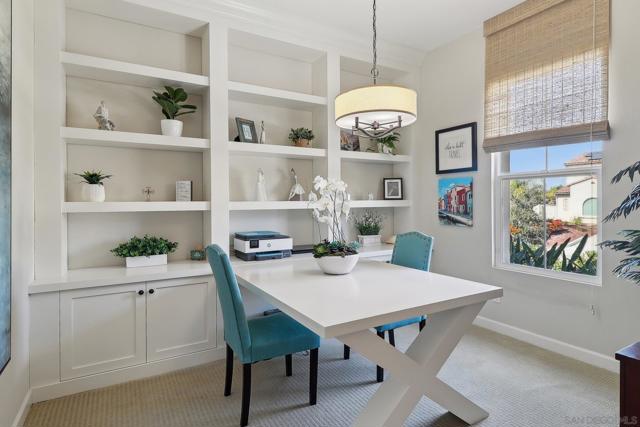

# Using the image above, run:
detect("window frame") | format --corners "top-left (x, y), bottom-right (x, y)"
top-left (491, 151), bottom-right (603, 286)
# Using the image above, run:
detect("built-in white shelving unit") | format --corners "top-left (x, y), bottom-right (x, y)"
top-left (340, 151), bottom-right (411, 164)
top-left (350, 200), bottom-right (412, 209)
top-left (62, 127), bottom-right (210, 152)
top-left (62, 201), bottom-right (211, 213)
top-left (229, 201), bottom-right (310, 211)
top-left (228, 81), bottom-right (327, 111)
top-left (228, 141), bottom-right (325, 159)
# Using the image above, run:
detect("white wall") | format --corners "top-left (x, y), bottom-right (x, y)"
top-left (417, 0), bottom-right (640, 359)
top-left (0, 0), bottom-right (34, 425)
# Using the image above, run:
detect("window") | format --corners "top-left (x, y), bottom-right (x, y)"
top-left (493, 142), bottom-right (601, 283)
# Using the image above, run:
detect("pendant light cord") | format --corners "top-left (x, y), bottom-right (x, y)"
top-left (371, 0), bottom-right (379, 84)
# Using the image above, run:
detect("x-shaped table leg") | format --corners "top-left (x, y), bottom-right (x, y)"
top-left (338, 302), bottom-right (487, 427)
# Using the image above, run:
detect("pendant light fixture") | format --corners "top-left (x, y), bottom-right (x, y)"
top-left (335, 0), bottom-right (417, 138)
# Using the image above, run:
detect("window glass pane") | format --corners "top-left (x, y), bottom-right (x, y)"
top-left (547, 141), bottom-right (603, 170)
top-left (508, 179), bottom-right (545, 267)
top-left (507, 147), bottom-right (546, 173)
top-left (544, 175), bottom-right (598, 276)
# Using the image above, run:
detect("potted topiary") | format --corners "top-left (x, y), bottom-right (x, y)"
top-left (111, 235), bottom-right (178, 268)
top-left (152, 86), bottom-right (197, 137)
top-left (74, 170), bottom-right (112, 202)
top-left (289, 128), bottom-right (315, 148)
top-left (352, 209), bottom-right (384, 246)
top-left (308, 176), bottom-right (360, 275)
top-left (376, 132), bottom-right (399, 154)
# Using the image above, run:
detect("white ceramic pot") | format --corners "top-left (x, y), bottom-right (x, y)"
top-left (316, 254), bottom-right (360, 275)
top-left (358, 234), bottom-right (381, 247)
top-left (81, 183), bottom-right (105, 202)
top-left (377, 143), bottom-right (393, 154)
top-left (125, 254), bottom-right (167, 268)
top-left (161, 119), bottom-right (183, 137)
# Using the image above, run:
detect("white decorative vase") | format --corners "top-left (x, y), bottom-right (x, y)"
top-left (377, 143), bottom-right (393, 154)
top-left (316, 254), bottom-right (360, 275)
top-left (125, 254), bottom-right (167, 268)
top-left (161, 119), bottom-right (183, 137)
top-left (358, 234), bottom-right (381, 247)
top-left (81, 183), bottom-right (105, 202)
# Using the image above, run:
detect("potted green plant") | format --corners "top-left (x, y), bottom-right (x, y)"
top-left (309, 176), bottom-right (360, 274)
top-left (352, 209), bottom-right (384, 246)
top-left (289, 128), bottom-right (315, 148)
top-left (152, 86), bottom-right (197, 137)
top-left (376, 132), bottom-right (399, 154)
top-left (111, 235), bottom-right (178, 268)
top-left (74, 170), bottom-right (112, 202)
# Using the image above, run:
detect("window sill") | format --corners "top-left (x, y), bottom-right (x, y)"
top-left (492, 263), bottom-right (602, 287)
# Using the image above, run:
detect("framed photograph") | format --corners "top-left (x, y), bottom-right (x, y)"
top-left (0, 0), bottom-right (10, 375)
top-left (435, 122), bottom-right (477, 174)
top-left (340, 131), bottom-right (360, 151)
top-left (383, 178), bottom-right (403, 200)
top-left (235, 117), bottom-right (258, 143)
top-left (438, 177), bottom-right (473, 227)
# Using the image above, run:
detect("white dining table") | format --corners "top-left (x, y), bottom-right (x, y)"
top-left (233, 258), bottom-right (503, 427)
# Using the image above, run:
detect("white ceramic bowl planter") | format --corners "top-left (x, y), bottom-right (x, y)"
top-left (316, 254), bottom-right (360, 275)
top-left (161, 119), bottom-right (183, 137)
top-left (81, 183), bottom-right (106, 202)
top-left (125, 254), bottom-right (168, 268)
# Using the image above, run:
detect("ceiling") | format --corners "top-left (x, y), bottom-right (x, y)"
top-left (229, 0), bottom-right (523, 53)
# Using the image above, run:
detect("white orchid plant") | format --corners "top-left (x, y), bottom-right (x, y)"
top-left (308, 176), bottom-right (359, 258)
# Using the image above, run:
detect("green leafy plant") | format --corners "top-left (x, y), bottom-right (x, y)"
top-left (510, 234), bottom-right (596, 275)
top-left (352, 209), bottom-right (383, 235)
top-left (600, 161), bottom-right (640, 284)
top-left (152, 86), bottom-right (197, 120)
top-left (376, 132), bottom-right (400, 153)
top-left (288, 128), bottom-right (315, 143)
top-left (74, 170), bottom-right (112, 185)
top-left (111, 235), bottom-right (178, 258)
top-left (312, 240), bottom-right (359, 259)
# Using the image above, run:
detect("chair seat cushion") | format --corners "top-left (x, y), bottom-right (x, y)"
top-left (375, 315), bottom-right (425, 333)
top-left (247, 312), bottom-right (320, 363)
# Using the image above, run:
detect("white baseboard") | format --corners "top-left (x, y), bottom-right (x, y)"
top-left (12, 388), bottom-right (32, 427)
top-left (473, 316), bottom-right (619, 373)
top-left (31, 347), bottom-right (226, 403)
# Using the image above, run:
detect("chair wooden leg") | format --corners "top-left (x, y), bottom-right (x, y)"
top-left (224, 344), bottom-right (233, 397)
top-left (285, 354), bottom-right (292, 377)
top-left (388, 329), bottom-right (396, 347)
top-left (419, 319), bottom-right (426, 331)
top-left (241, 363), bottom-right (252, 427)
top-left (310, 348), bottom-right (318, 406)
top-left (376, 330), bottom-right (385, 383)
top-left (343, 344), bottom-right (351, 360)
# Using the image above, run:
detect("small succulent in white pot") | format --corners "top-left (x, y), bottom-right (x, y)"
top-left (75, 170), bottom-right (112, 202)
top-left (352, 209), bottom-right (384, 246)
top-left (152, 86), bottom-right (197, 137)
top-left (376, 132), bottom-right (399, 155)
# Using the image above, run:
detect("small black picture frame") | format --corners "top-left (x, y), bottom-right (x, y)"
top-left (435, 122), bottom-right (477, 174)
top-left (383, 178), bottom-right (403, 200)
top-left (235, 117), bottom-right (258, 143)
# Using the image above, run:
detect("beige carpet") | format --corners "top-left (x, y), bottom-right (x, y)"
top-left (24, 326), bottom-right (618, 427)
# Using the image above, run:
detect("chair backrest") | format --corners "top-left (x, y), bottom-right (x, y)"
top-left (206, 244), bottom-right (251, 360)
top-left (391, 231), bottom-right (434, 272)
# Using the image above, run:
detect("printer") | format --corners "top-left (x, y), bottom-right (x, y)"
top-left (233, 231), bottom-right (293, 261)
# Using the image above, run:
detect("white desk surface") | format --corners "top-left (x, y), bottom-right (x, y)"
top-left (234, 259), bottom-right (503, 338)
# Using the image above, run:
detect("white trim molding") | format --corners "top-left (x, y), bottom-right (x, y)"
top-left (12, 389), bottom-right (32, 427)
top-left (473, 316), bottom-right (618, 373)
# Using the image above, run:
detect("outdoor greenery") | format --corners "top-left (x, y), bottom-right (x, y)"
top-left (376, 132), bottom-right (399, 153)
top-left (600, 160), bottom-right (640, 284)
top-left (510, 234), bottom-right (597, 276)
top-left (152, 86), bottom-right (197, 120)
top-left (74, 170), bottom-right (112, 185)
top-left (352, 209), bottom-right (383, 235)
top-left (111, 235), bottom-right (178, 258)
top-left (312, 240), bottom-right (359, 259)
top-left (288, 127), bottom-right (315, 143)
top-left (509, 180), bottom-right (545, 246)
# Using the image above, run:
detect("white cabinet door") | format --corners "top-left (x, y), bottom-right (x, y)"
top-left (146, 276), bottom-right (216, 362)
top-left (60, 283), bottom-right (146, 380)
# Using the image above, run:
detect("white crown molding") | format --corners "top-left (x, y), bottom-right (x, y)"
top-left (129, 0), bottom-right (425, 71)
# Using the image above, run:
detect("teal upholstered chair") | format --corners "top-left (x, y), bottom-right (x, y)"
top-left (343, 231), bottom-right (434, 382)
top-left (207, 244), bottom-right (320, 427)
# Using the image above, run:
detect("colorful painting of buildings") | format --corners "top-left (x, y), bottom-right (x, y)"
top-left (438, 177), bottom-right (473, 227)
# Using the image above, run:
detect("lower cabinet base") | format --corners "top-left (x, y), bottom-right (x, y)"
top-left (31, 346), bottom-right (226, 403)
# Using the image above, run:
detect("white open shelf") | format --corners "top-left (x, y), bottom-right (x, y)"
top-left (228, 201), bottom-right (311, 211)
top-left (340, 150), bottom-right (411, 164)
top-left (350, 200), bottom-right (411, 208)
top-left (61, 51), bottom-right (210, 93)
top-left (228, 81), bottom-right (327, 111)
top-left (61, 127), bottom-right (210, 152)
top-left (62, 201), bottom-right (211, 213)
top-left (228, 141), bottom-right (326, 159)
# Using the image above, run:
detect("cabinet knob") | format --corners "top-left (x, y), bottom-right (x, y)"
top-left (148, 289), bottom-right (155, 294)
top-left (138, 290), bottom-right (144, 295)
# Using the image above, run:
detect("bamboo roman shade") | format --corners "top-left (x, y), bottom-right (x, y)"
top-left (483, 0), bottom-right (610, 153)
